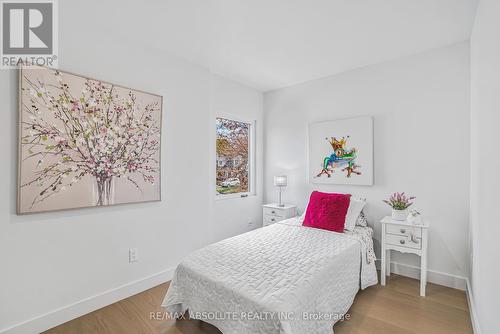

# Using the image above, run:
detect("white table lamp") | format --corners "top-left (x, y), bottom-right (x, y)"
top-left (274, 176), bottom-right (287, 207)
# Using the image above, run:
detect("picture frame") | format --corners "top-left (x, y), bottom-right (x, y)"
top-left (17, 64), bottom-right (163, 214)
top-left (308, 116), bottom-right (373, 186)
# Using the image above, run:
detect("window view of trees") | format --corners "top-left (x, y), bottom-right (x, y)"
top-left (216, 117), bottom-right (250, 195)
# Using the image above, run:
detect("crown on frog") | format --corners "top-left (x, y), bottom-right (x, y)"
top-left (327, 136), bottom-right (348, 150)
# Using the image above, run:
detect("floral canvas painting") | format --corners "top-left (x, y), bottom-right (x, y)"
top-left (17, 64), bottom-right (162, 214)
top-left (309, 117), bottom-right (373, 186)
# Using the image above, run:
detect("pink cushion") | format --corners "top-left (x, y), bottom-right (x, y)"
top-left (302, 191), bottom-right (351, 233)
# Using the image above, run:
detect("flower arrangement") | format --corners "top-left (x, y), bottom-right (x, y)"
top-left (383, 192), bottom-right (415, 210)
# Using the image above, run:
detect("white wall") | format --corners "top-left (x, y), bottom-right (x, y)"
top-left (264, 42), bottom-right (470, 285)
top-left (0, 1), bottom-right (262, 332)
top-left (470, 0), bottom-right (500, 333)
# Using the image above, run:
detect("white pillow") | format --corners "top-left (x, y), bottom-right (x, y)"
top-left (344, 196), bottom-right (366, 231)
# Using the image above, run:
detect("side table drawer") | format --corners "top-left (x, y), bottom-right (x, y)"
top-left (386, 233), bottom-right (422, 250)
top-left (263, 207), bottom-right (284, 217)
top-left (263, 215), bottom-right (284, 226)
top-left (387, 224), bottom-right (422, 238)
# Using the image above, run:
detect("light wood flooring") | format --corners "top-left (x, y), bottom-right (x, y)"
top-left (44, 274), bottom-right (472, 334)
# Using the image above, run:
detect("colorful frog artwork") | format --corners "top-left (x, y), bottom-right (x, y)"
top-left (316, 136), bottom-right (361, 178)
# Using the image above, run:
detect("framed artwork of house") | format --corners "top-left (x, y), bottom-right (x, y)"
top-left (308, 116), bottom-right (373, 186)
top-left (17, 64), bottom-right (163, 214)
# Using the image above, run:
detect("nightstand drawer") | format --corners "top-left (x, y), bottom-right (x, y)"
top-left (264, 214), bottom-right (284, 226)
top-left (386, 224), bottom-right (422, 238)
top-left (263, 207), bottom-right (284, 217)
top-left (386, 233), bottom-right (422, 250)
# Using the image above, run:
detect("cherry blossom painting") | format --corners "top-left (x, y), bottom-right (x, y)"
top-left (17, 64), bottom-right (162, 214)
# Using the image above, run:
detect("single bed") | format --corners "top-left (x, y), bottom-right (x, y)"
top-left (162, 217), bottom-right (378, 334)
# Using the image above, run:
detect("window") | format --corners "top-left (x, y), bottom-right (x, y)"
top-left (216, 117), bottom-right (253, 196)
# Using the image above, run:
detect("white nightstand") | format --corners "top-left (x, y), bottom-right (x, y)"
top-left (262, 204), bottom-right (296, 227)
top-left (380, 216), bottom-right (429, 296)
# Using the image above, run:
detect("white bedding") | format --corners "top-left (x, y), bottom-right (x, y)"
top-left (162, 218), bottom-right (378, 334)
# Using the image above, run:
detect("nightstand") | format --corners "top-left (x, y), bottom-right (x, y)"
top-left (262, 204), bottom-right (296, 227)
top-left (380, 216), bottom-right (429, 296)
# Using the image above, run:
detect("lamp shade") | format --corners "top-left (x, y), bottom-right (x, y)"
top-left (274, 175), bottom-right (287, 187)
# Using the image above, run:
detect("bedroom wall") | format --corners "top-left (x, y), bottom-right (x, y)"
top-left (0, 1), bottom-right (263, 333)
top-left (263, 42), bottom-right (470, 287)
top-left (470, 0), bottom-right (500, 333)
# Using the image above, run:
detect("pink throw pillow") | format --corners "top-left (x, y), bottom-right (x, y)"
top-left (302, 191), bottom-right (351, 233)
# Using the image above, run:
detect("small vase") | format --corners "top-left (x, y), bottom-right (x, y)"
top-left (392, 208), bottom-right (408, 221)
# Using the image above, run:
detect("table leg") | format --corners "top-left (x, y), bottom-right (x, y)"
top-left (420, 258), bottom-right (427, 296)
top-left (381, 225), bottom-right (386, 286)
top-left (420, 230), bottom-right (428, 297)
top-left (386, 249), bottom-right (391, 277)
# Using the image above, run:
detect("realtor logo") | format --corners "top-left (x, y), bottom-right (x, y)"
top-left (1, 0), bottom-right (58, 68)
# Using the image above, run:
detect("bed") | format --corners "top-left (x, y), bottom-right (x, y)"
top-left (162, 217), bottom-right (378, 334)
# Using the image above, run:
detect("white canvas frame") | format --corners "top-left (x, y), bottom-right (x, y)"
top-left (308, 116), bottom-right (373, 186)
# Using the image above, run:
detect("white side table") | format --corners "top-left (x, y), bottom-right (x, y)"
top-left (380, 216), bottom-right (429, 296)
top-left (262, 204), bottom-right (296, 227)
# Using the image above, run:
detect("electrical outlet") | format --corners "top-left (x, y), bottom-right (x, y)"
top-left (129, 248), bottom-right (138, 263)
top-left (247, 218), bottom-right (254, 227)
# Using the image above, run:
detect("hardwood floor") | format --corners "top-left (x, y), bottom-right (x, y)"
top-left (44, 274), bottom-right (472, 334)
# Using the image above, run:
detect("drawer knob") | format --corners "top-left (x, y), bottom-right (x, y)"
top-left (271, 218), bottom-right (275, 222)
top-left (400, 229), bottom-right (406, 233)
top-left (400, 239), bottom-right (406, 245)
top-left (271, 210), bottom-right (276, 214)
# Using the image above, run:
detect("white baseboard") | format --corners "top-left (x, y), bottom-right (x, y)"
top-left (0, 267), bottom-right (175, 334)
top-left (375, 259), bottom-right (467, 290)
top-left (465, 278), bottom-right (482, 334)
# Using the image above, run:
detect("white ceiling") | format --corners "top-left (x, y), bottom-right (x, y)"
top-left (67, 0), bottom-right (478, 91)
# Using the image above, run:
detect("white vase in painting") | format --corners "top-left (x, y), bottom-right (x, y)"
top-left (93, 177), bottom-right (116, 206)
top-left (392, 208), bottom-right (408, 221)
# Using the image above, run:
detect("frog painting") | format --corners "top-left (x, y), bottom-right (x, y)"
top-left (309, 117), bottom-right (373, 186)
top-left (315, 136), bottom-right (361, 179)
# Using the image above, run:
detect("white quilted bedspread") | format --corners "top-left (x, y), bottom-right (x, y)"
top-left (162, 219), bottom-right (378, 334)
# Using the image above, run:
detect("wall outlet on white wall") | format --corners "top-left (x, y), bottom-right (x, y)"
top-left (129, 248), bottom-right (138, 263)
top-left (247, 218), bottom-right (254, 227)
